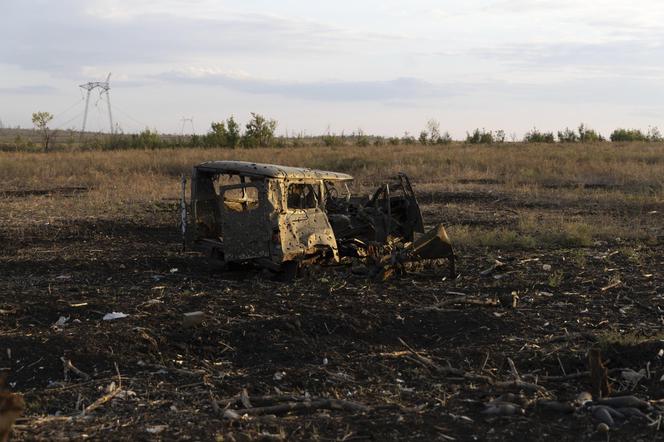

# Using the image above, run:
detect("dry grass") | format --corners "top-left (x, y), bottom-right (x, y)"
top-left (2, 143), bottom-right (663, 248)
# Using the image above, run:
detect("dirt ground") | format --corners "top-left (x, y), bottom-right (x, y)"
top-left (2, 184), bottom-right (664, 441)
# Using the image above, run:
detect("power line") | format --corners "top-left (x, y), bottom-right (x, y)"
top-left (110, 102), bottom-right (151, 131)
top-left (54, 110), bottom-right (86, 131)
top-left (50, 96), bottom-right (85, 124)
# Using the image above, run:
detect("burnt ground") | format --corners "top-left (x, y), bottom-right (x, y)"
top-left (2, 190), bottom-right (664, 441)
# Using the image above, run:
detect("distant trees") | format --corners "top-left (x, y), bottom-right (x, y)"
top-left (610, 127), bottom-right (662, 142)
top-left (419, 119), bottom-right (452, 145)
top-left (557, 124), bottom-right (604, 143)
top-left (203, 113), bottom-right (277, 148)
top-left (523, 128), bottom-right (555, 143)
top-left (242, 113), bottom-right (277, 148)
top-left (31, 111), bottom-right (54, 151)
top-left (15, 111), bottom-right (664, 152)
top-left (465, 129), bottom-right (505, 144)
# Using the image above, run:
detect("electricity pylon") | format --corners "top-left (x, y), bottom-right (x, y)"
top-left (180, 117), bottom-right (195, 135)
top-left (80, 73), bottom-right (113, 134)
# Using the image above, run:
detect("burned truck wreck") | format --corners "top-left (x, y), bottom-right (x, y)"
top-left (185, 161), bottom-right (454, 278)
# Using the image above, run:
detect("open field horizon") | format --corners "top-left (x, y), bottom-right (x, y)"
top-left (2, 142), bottom-right (664, 441)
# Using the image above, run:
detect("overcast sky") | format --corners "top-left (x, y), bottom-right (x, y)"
top-left (2, 0), bottom-right (664, 137)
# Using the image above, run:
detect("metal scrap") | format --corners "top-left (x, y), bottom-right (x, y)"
top-left (184, 161), bottom-right (455, 278)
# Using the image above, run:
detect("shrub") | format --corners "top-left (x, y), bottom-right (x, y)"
top-left (466, 128), bottom-right (496, 144)
top-left (437, 131), bottom-right (453, 145)
top-left (524, 128), bottom-right (555, 143)
top-left (647, 126), bottom-right (663, 142)
top-left (557, 124), bottom-right (604, 143)
top-left (610, 128), bottom-right (649, 142)
top-left (418, 130), bottom-right (429, 145)
top-left (322, 134), bottom-right (343, 147)
top-left (206, 121), bottom-right (228, 147)
top-left (292, 133), bottom-right (305, 147)
top-left (402, 132), bottom-right (416, 145)
top-left (187, 134), bottom-right (200, 147)
top-left (420, 119), bottom-right (452, 145)
top-left (241, 113), bottom-right (277, 148)
top-left (356, 135), bottom-right (370, 147)
top-left (557, 127), bottom-right (578, 143)
top-left (226, 116), bottom-right (241, 148)
top-left (354, 129), bottom-right (370, 147)
top-left (32, 111), bottom-right (54, 152)
top-left (388, 137), bottom-right (400, 145)
top-left (274, 137), bottom-right (288, 148)
top-left (578, 124), bottom-right (604, 142)
top-left (426, 119), bottom-right (442, 144)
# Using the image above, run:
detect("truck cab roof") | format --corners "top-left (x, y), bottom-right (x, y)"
top-left (194, 160), bottom-right (354, 181)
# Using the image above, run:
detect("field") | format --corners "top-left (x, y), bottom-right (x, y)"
top-left (2, 142), bottom-right (664, 441)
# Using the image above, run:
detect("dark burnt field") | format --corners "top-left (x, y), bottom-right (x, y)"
top-left (2, 180), bottom-right (664, 441)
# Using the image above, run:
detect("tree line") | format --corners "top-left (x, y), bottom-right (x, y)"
top-left (13, 112), bottom-right (664, 152)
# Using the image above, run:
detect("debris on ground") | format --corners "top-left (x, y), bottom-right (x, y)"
top-left (102, 312), bottom-right (129, 321)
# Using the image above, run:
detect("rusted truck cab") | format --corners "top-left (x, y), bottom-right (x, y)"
top-left (190, 161), bottom-right (352, 270)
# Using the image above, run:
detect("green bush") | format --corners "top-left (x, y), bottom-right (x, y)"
top-left (557, 127), bottom-right (578, 143)
top-left (322, 134), bottom-right (343, 147)
top-left (402, 132), bottom-right (416, 145)
top-left (206, 121), bottom-right (228, 147)
top-left (610, 128), bottom-right (649, 142)
top-left (578, 124), bottom-right (604, 142)
top-left (225, 116), bottom-right (241, 148)
top-left (524, 128), bottom-right (555, 143)
top-left (466, 128), bottom-right (497, 144)
top-left (241, 113), bottom-right (277, 148)
top-left (420, 119), bottom-right (451, 145)
top-left (437, 131), bottom-right (453, 145)
top-left (557, 124), bottom-right (604, 143)
top-left (356, 136), bottom-right (370, 147)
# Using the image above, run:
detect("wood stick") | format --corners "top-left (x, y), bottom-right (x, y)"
top-left (82, 387), bottom-right (122, 416)
top-left (523, 368), bottom-right (625, 382)
top-left (601, 280), bottom-right (622, 292)
top-left (415, 296), bottom-right (499, 312)
top-left (399, 338), bottom-right (548, 394)
top-left (240, 388), bottom-right (252, 409)
top-left (229, 399), bottom-right (370, 417)
top-left (545, 332), bottom-right (597, 344)
top-left (61, 357), bottom-right (90, 381)
top-left (507, 357), bottom-right (521, 381)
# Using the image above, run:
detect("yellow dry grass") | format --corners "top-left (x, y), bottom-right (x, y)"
top-left (1, 143), bottom-right (663, 248)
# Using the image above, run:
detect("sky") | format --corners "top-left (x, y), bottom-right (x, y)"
top-left (1, 0), bottom-right (664, 137)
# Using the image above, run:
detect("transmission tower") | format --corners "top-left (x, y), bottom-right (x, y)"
top-left (180, 117), bottom-right (195, 135)
top-left (80, 73), bottom-right (113, 134)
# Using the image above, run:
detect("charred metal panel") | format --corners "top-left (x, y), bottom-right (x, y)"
top-left (276, 180), bottom-right (339, 262)
top-left (220, 181), bottom-right (271, 261)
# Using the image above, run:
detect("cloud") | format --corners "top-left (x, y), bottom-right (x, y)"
top-left (0, 85), bottom-right (58, 94)
top-left (476, 39), bottom-right (664, 74)
top-left (0, 0), bottom-right (406, 78)
top-left (155, 70), bottom-right (460, 102)
top-left (486, 0), bottom-right (577, 13)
